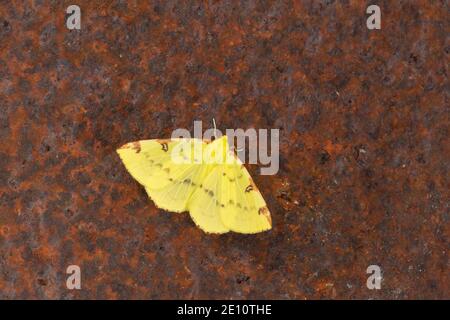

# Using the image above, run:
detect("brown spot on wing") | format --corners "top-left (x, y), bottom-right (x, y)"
top-left (156, 139), bottom-right (171, 144)
top-left (132, 142), bottom-right (141, 153)
top-left (258, 206), bottom-right (272, 226)
top-left (118, 143), bottom-right (131, 150)
top-left (160, 142), bottom-right (168, 152)
top-left (248, 177), bottom-right (260, 193)
top-left (156, 139), bottom-right (170, 152)
top-left (118, 141), bottom-right (141, 153)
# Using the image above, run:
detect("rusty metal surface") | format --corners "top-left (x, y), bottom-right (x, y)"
top-left (0, 1), bottom-right (448, 299)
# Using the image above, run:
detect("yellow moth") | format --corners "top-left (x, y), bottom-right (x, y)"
top-left (116, 135), bottom-right (272, 234)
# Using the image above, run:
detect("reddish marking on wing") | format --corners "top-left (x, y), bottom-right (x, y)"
top-left (258, 206), bottom-right (272, 226)
top-left (156, 139), bottom-right (171, 144)
top-left (118, 141), bottom-right (141, 153)
top-left (248, 177), bottom-right (260, 193)
top-left (132, 141), bottom-right (141, 153)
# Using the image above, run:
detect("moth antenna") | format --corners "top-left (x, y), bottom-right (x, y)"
top-left (212, 118), bottom-right (217, 139)
top-left (231, 145), bottom-right (245, 152)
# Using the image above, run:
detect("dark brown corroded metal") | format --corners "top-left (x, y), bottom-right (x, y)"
top-left (0, 1), bottom-right (448, 299)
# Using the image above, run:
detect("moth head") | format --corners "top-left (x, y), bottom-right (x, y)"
top-left (205, 135), bottom-right (234, 164)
